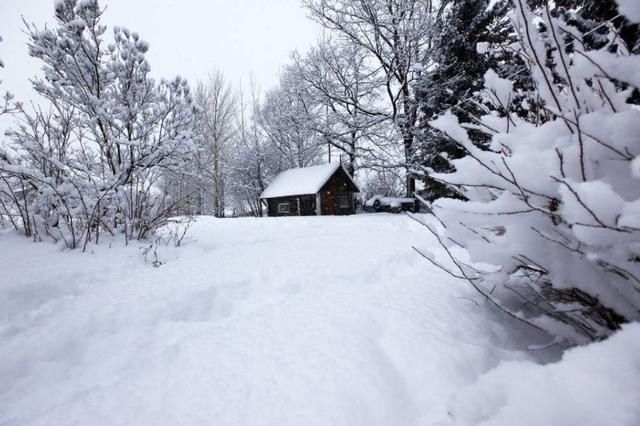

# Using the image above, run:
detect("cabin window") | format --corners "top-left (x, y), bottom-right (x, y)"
top-left (338, 196), bottom-right (349, 209)
top-left (277, 202), bottom-right (290, 214)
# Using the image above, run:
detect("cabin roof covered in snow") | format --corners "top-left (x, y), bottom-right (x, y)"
top-left (260, 163), bottom-right (357, 199)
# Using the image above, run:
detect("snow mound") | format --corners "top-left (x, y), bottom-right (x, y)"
top-left (0, 215), bottom-right (546, 426)
top-left (447, 322), bottom-right (640, 426)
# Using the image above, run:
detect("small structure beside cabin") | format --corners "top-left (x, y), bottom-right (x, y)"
top-left (260, 163), bottom-right (360, 216)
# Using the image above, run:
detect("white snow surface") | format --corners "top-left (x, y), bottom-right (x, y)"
top-left (0, 215), bottom-right (637, 425)
top-left (617, 0), bottom-right (640, 22)
top-left (449, 323), bottom-right (640, 426)
top-left (260, 162), bottom-right (353, 199)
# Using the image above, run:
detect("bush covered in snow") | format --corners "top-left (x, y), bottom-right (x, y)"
top-left (426, 1), bottom-right (640, 342)
top-left (0, 0), bottom-right (196, 249)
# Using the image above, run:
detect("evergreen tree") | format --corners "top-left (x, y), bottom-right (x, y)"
top-left (414, 0), bottom-right (514, 202)
top-left (424, 0), bottom-right (640, 341)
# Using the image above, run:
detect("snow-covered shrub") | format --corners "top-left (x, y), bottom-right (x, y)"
top-left (425, 1), bottom-right (640, 342)
top-left (0, 0), bottom-right (196, 249)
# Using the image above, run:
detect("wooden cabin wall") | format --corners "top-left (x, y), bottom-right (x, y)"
top-left (320, 190), bottom-right (354, 215)
top-left (266, 195), bottom-right (316, 216)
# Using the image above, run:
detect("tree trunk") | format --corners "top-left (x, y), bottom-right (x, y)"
top-left (405, 135), bottom-right (415, 197)
top-left (401, 83), bottom-right (417, 197)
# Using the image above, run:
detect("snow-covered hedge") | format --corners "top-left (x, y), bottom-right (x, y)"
top-left (426, 1), bottom-right (640, 342)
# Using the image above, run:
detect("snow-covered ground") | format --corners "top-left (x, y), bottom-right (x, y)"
top-left (1, 215), bottom-right (639, 425)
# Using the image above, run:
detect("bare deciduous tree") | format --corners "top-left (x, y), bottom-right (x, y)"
top-left (259, 66), bottom-right (323, 168)
top-left (291, 39), bottom-right (388, 178)
top-left (193, 71), bottom-right (237, 217)
top-left (227, 83), bottom-right (282, 217)
top-left (305, 0), bottom-right (433, 195)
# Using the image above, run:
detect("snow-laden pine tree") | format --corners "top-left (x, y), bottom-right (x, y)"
top-left (0, 0), bottom-right (196, 248)
top-left (414, 0), bottom-right (514, 202)
top-left (0, 35), bottom-right (16, 116)
top-left (424, 0), bottom-right (640, 342)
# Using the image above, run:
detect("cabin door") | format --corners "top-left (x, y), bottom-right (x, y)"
top-left (324, 190), bottom-right (337, 215)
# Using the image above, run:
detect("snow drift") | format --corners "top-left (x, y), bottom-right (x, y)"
top-left (447, 323), bottom-right (640, 426)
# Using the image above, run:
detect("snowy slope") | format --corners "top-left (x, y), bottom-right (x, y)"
top-left (0, 215), bottom-right (636, 425)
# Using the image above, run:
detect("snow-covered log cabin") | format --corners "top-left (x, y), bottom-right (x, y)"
top-left (260, 163), bottom-right (360, 216)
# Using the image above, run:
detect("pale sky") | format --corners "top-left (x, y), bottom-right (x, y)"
top-left (0, 0), bottom-right (320, 106)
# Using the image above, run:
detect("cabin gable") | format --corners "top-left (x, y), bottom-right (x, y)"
top-left (319, 167), bottom-right (358, 215)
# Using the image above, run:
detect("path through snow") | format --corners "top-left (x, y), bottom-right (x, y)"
top-left (1, 215), bottom-right (545, 425)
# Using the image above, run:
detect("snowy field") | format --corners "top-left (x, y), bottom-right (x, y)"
top-left (1, 214), bottom-right (639, 426)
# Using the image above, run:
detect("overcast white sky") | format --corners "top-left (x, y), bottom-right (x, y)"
top-left (0, 0), bottom-right (320, 105)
